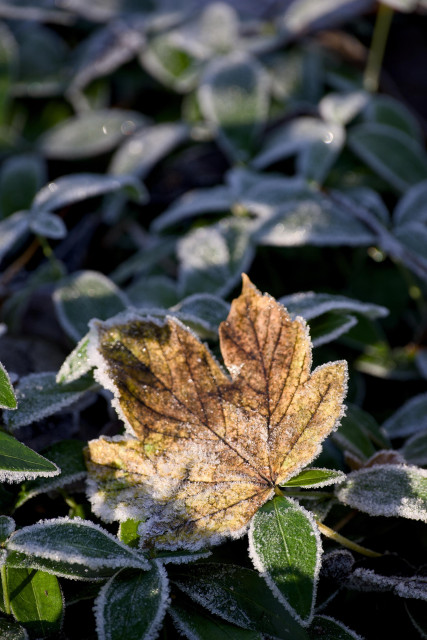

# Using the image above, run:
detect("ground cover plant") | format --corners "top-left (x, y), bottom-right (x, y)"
top-left (0, 0), bottom-right (427, 638)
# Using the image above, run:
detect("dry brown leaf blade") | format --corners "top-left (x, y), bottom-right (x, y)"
top-left (85, 275), bottom-right (347, 549)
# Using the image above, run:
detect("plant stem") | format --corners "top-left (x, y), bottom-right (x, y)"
top-left (364, 3), bottom-right (394, 92)
top-left (36, 235), bottom-right (63, 276)
top-left (316, 521), bottom-right (382, 558)
top-left (1, 564), bottom-right (10, 615)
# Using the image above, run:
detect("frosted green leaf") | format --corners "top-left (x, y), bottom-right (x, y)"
top-left (0, 515), bottom-right (15, 542)
top-left (0, 154), bottom-right (45, 219)
top-left (335, 464), bottom-right (427, 522)
top-left (394, 180), bottom-right (427, 227)
top-left (393, 224), bottom-right (427, 276)
top-left (126, 275), bottom-right (178, 309)
top-left (4, 372), bottom-right (94, 431)
top-left (177, 218), bottom-right (254, 297)
top-left (382, 393), bottom-right (427, 438)
top-left (348, 123), bottom-right (427, 192)
top-left (308, 614), bottom-right (363, 639)
top-left (29, 211), bottom-right (67, 239)
top-left (199, 52), bottom-right (270, 162)
top-left (347, 566), bottom-right (427, 601)
top-left (0, 431), bottom-right (59, 483)
top-left (308, 313), bottom-right (357, 347)
top-left (0, 212), bottom-right (30, 267)
top-left (401, 430), bottom-right (427, 467)
top-left (364, 94), bottom-right (422, 141)
top-left (257, 196), bottom-right (375, 248)
top-left (15, 440), bottom-right (87, 508)
top-left (0, 361), bottom-right (17, 409)
top-left (39, 109), bottom-right (147, 159)
top-left (33, 173), bottom-right (146, 214)
top-left (110, 123), bottom-right (188, 177)
top-left (280, 468), bottom-right (346, 488)
top-left (56, 334), bottom-right (92, 384)
top-left (333, 404), bottom-right (383, 460)
top-left (53, 270), bottom-right (128, 341)
top-left (151, 185), bottom-right (232, 233)
top-left (279, 292), bottom-right (389, 322)
top-left (170, 599), bottom-right (263, 640)
top-left (319, 91), bottom-right (368, 126)
top-left (6, 517), bottom-right (149, 572)
top-left (249, 496), bottom-right (321, 624)
top-left (171, 563), bottom-right (309, 639)
top-left (0, 618), bottom-right (29, 640)
top-left (253, 117), bottom-right (344, 183)
top-left (171, 294), bottom-right (230, 336)
top-left (7, 567), bottom-right (63, 637)
top-left (94, 562), bottom-right (169, 640)
top-left (338, 186), bottom-right (390, 225)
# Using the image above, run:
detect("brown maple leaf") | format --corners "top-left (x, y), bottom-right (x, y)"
top-left (85, 275), bottom-right (347, 549)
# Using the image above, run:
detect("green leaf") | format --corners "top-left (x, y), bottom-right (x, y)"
top-left (335, 464), bottom-right (427, 522)
top-left (39, 110), bottom-right (147, 159)
top-left (171, 563), bottom-right (309, 639)
top-left (348, 123), bottom-right (427, 192)
top-left (7, 567), bottom-right (63, 637)
top-left (308, 614), bottom-right (363, 639)
top-left (15, 440), bottom-right (87, 508)
top-left (249, 496), bottom-right (321, 625)
top-left (0, 516), bottom-right (15, 543)
top-left (280, 468), bottom-right (346, 488)
top-left (0, 431), bottom-right (59, 483)
top-left (53, 270), bottom-right (128, 341)
top-left (199, 53), bottom-right (270, 162)
top-left (170, 598), bottom-right (263, 640)
top-left (0, 154), bottom-right (45, 219)
top-left (401, 430), bottom-right (427, 467)
top-left (118, 519), bottom-right (141, 548)
top-left (0, 362), bottom-right (17, 409)
top-left (0, 616), bottom-right (29, 640)
top-left (29, 211), bottom-right (67, 239)
top-left (364, 95), bottom-right (423, 141)
top-left (333, 405), bottom-right (378, 461)
top-left (382, 393), bottom-right (427, 438)
top-left (94, 563), bottom-right (169, 640)
top-left (4, 372), bottom-right (94, 431)
top-left (6, 518), bottom-right (150, 573)
top-left (56, 334), bottom-right (92, 384)
top-left (309, 313), bottom-right (357, 348)
top-left (6, 549), bottom-right (120, 582)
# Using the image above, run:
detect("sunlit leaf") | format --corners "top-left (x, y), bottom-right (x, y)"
top-left (0, 431), bottom-right (59, 483)
top-left (86, 275), bottom-right (347, 549)
top-left (0, 361), bottom-right (17, 409)
top-left (280, 468), bottom-right (346, 488)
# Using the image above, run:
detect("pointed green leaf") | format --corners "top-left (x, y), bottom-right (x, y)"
top-left (56, 334), bottom-right (92, 384)
top-left (94, 563), bottom-right (169, 640)
top-left (118, 519), bottom-right (141, 548)
top-left (6, 518), bottom-right (150, 573)
top-left (7, 567), bottom-right (63, 637)
top-left (280, 468), bottom-right (346, 488)
top-left (249, 496), bottom-right (321, 625)
top-left (0, 516), bottom-right (15, 543)
top-left (171, 563), bottom-right (309, 639)
top-left (308, 614), bottom-right (363, 639)
top-left (0, 154), bottom-right (45, 219)
top-left (0, 362), bottom-right (17, 409)
top-left (15, 440), bottom-right (86, 508)
top-left (0, 432), bottom-right (59, 483)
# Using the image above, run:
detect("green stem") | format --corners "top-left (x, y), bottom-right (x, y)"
top-left (364, 3), bottom-right (394, 92)
top-left (1, 564), bottom-right (10, 615)
top-left (36, 234), bottom-right (63, 276)
top-left (316, 521), bottom-right (382, 558)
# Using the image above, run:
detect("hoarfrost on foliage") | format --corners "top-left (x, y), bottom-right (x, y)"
top-left (382, 393), bottom-right (427, 438)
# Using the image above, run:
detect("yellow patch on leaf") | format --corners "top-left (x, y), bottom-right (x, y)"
top-left (85, 275), bottom-right (347, 549)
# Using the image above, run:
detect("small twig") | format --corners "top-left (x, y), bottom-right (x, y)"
top-left (316, 521), bottom-right (382, 558)
top-left (1, 564), bottom-right (10, 615)
top-left (364, 3), bottom-right (394, 92)
top-left (0, 238), bottom-right (40, 287)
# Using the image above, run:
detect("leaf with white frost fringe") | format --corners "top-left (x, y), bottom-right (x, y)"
top-left (54, 270), bottom-right (128, 341)
top-left (382, 393), bottom-right (427, 438)
top-left (249, 496), bottom-right (321, 625)
top-left (94, 562), bottom-right (169, 640)
top-left (0, 431), bottom-right (59, 483)
top-left (4, 372), bottom-right (94, 431)
top-left (0, 515), bottom-right (15, 542)
top-left (401, 430), bottom-right (427, 467)
top-left (0, 360), bottom-right (17, 409)
top-left (280, 468), bottom-right (346, 488)
top-left (308, 614), bottom-right (363, 640)
top-left (15, 440), bottom-right (87, 508)
top-left (335, 465), bottom-right (427, 522)
top-left (6, 567), bottom-right (63, 637)
top-left (0, 618), bottom-right (29, 640)
top-left (29, 211), bottom-right (67, 239)
top-left (170, 598), bottom-right (263, 640)
top-left (6, 518), bottom-right (149, 573)
top-left (279, 292), bottom-right (389, 322)
top-left (170, 563), bottom-right (309, 639)
top-left (56, 334), bottom-right (92, 384)
top-left (394, 180), bottom-right (427, 227)
top-left (346, 567), bottom-right (427, 601)
top-left (85, 275), bottom-right (347, 550)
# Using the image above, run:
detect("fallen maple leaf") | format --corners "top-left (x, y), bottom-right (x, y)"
top-left (85, 275), bottom-right (347, 549)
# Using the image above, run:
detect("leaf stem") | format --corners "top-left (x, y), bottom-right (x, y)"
top-left (364, 3), bottom-right (394, 92)
top-left (36, 235), bottom-right (63, 276)
top-left (316, 521), bottom-right (382, 558)
top-left (1, 564), bottom-right (10, 615)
